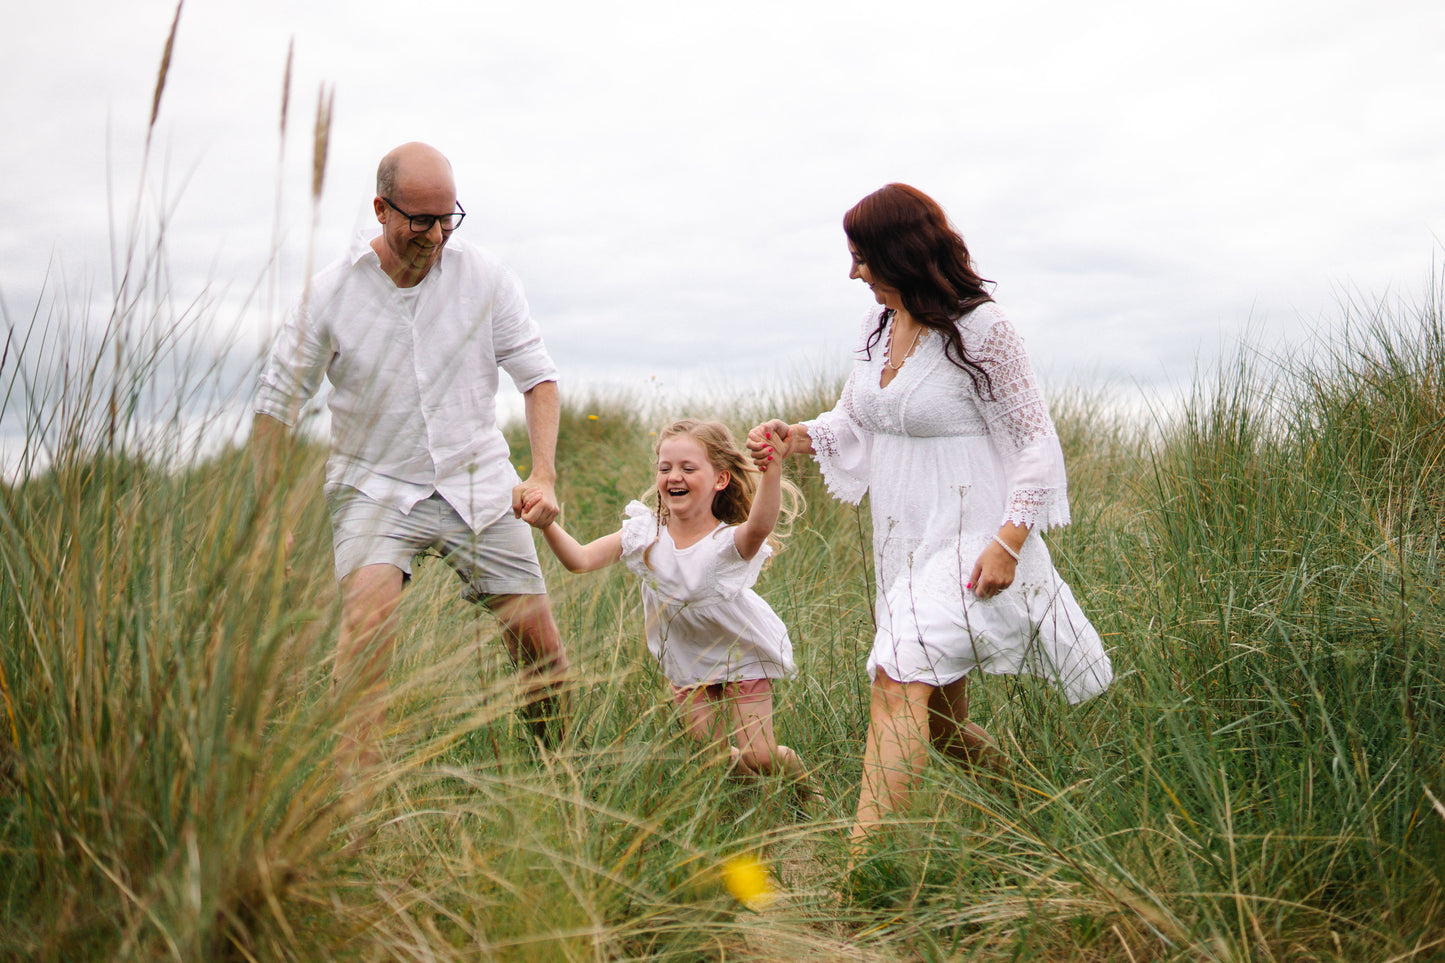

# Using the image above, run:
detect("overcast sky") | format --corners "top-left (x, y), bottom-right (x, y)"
top-left (3, 0), bottom-right (1443, 470)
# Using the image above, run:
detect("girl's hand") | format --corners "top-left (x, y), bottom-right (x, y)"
top-left (746, 419), bottom-right (791, 471)
top-left (515, 485), bottom-right (558, 528)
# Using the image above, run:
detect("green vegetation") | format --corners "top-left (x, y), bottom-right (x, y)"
top-left (2, 13), bottom-right (1440, 954)
top-left (3, 276), bottom-right (1443, 960)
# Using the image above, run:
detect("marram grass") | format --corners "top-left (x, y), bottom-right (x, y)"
top-left (2, 23), bottom-right (1441, 947)
top-left (3, 280), bottom-right (1443, 960)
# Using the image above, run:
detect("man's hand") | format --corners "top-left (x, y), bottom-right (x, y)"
top-left (513, 479), bottom-right (560, 528)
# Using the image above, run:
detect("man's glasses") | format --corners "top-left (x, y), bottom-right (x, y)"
top-left (383, 197), bottom-right (466, 234)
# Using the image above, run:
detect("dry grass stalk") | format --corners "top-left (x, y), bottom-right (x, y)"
top-left (147, 0), bottom-right (184, 140)
top-left (310, 84), bottom-right (334, 204)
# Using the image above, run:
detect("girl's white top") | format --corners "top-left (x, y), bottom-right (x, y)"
top-left (805, 302), bottom-right (1113, 703)
top-left (620, 501), bottom-right (796, 688)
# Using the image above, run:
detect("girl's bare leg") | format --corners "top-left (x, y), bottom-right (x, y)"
top-left (675, 685), bottom-right (733, 766)
top-left (727, 682), bottom-right (820, 808)
top-left (851, 672), bottom-right (935, 843)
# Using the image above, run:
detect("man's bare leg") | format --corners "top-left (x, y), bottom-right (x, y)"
top-left (487, 592), bottom-right (570, 747)
top-left (335, 563), bottom-right (405, 773)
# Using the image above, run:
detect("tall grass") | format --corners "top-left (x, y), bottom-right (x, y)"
top-left (6, 272), bottom-right (1443, 958)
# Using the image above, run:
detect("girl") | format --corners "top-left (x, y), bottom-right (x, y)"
top-left (528, 419), bottom-right (815, 801)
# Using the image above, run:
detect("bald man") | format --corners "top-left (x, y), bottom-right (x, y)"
top-left (254, 142), bottom-right (569, 767)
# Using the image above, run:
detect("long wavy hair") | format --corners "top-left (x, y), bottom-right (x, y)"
top-left (844, 183), bottom-right (996, 395)
top-left (643, 419), bottom-right (802, 567)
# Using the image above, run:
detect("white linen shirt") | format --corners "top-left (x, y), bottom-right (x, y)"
top-left (255, 230), bottom-right (558, 533)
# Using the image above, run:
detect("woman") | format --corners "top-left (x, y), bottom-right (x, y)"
top-left (748, 183), bottom-right (1112, 841)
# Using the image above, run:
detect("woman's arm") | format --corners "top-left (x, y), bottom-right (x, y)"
top-left (539, 523), bottom-right (623, 573)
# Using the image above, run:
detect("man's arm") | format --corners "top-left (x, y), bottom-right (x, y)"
top-left (252, 412), bottom-right (296, 561)
top-left (253, 413), bottom-right (294, 491)
top-left (513, 379), bottom-right (560, 527)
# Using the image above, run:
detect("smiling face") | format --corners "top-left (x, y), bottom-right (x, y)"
top-left (656, 434), bottom-right (730, 522)
top-left (372, 143), bottom-right (457, 286)
top-left (848, 241), bottom-right (903, 310)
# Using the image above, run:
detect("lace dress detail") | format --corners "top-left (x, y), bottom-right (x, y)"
top-left (802, 303), bottom-right (1111, 703)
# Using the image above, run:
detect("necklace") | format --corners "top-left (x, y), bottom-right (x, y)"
top-left (884, 316), bottom-right (923, 371)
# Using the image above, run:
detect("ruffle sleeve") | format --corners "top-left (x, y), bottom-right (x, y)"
top-left (965, 305), bottom-right (1072, 530)
top-left (708, 529), bottom-right (773, 599)
top-left (804, 374), bottom-right (873, 505)
top-left (618, 500), bottom-right (659, 564)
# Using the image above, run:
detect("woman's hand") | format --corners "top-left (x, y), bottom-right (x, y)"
top-left (746, 419), bottom-right (793, 471)
top-left (968, 543), bottom-right (1017, 599)
top-left (968, 525), bottom-right (1028, 600)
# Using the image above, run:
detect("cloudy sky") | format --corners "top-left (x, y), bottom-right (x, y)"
top-left (3, 0), bottom-right (1443, 467)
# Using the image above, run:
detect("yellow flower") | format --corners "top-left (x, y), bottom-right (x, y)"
top-left (722, 854), bottom-right (778, 911)
top-left (588, 414), bottom-right (599, 421)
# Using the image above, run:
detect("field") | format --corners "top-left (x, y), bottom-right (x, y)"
top-left (3, 268), bottom-right (1444, 960)
top-left (2, 21), bottom-right (1443, 955)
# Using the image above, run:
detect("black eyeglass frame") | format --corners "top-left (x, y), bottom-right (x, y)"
top-left (382, 197), bottom-right (467, 233)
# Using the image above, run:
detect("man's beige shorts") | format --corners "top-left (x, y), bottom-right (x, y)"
top-left (328, 487), bottom-right (547, 601)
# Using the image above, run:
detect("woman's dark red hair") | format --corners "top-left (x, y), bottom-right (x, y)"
top-left (844, 183), bottom-right (995, 394)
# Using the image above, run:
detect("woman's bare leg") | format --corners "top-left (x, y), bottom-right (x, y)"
top-left (927, 675), bottom-right (1009, 776)
top-left (851, 672), bottom-right (935, 843)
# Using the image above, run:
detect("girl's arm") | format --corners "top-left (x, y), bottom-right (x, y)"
top-left (540, 523), bottom-right (623, 573)
top-left (733, 461), bottom-right (783, 562)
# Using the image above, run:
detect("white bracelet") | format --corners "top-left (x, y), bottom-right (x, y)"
top-left (992, 534), bottom-right (1021, 561)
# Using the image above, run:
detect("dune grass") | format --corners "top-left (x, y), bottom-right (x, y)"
top-left (3, 274), bottom-right (1444, 960)
top-left (3, 11), bottom-right (1442, 954)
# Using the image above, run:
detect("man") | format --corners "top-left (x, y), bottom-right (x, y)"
top-left (253, 142), bottom-right (568, 769)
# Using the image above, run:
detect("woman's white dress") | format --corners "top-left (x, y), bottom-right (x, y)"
top-left (619, 502), bottom-right (796, 688)
top-left (805, 302), bottom-right (1112, 703)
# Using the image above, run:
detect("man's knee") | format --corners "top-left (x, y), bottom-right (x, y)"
top-left (340, 564), bottom-right (405, 639)
top-left (491, 594), bottom-right (566, 664)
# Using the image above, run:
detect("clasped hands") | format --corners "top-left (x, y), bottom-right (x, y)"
top-left (745, 418), bottom-right (793, 472)
top-left (513, 478), bottom-right (559, 528)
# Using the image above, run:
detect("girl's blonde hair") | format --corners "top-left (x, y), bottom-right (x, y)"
top-left (647, 418), bottom-right (803, 553)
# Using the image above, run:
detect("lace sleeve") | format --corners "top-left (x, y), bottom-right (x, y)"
top-left (968, 307), bottom-right (1071, 530)
top-left (803, 372), bottom-right (872, 505)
